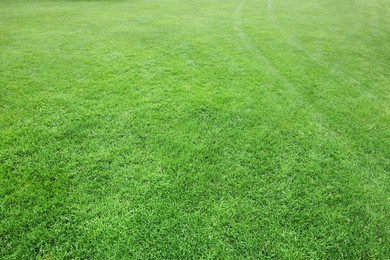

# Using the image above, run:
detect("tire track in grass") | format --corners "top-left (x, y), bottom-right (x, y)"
top-left (266, 0), bottom-right (379, 100)
top-left (234, 0), bottom-right (388, 154)
top-left (233, 0), bottom-right (275, 75)
top-left (235, 0), bottom-right (390, 234)
top-left (265, 0), bottom-right (389, 157)
top-left (233, 0), bottom-right (337, 114)
top-left (233, 0), bottom-right (303, 105)
top-left (232, 0), bottom-right (389, 206)
top-left (233, 0), bottom-right (352, 155)
top-left (235, 0), bottom-right (387, 142)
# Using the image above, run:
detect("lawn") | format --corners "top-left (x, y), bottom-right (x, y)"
top-left (0, 0), bottom-right (389, 258)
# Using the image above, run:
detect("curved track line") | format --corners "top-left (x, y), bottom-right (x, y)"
top-left (233, 0), bottom-right (281, 78)
top-left (267, 0), bottom-right (378, 99)
top-left (232, 0), bottom-right (338, 132)
top-left (232, 0), bottom-right (388, 194)
top-left (232, 0), bottom-right (361, 149)
top-left (233, 0), bottom-right (300, 101)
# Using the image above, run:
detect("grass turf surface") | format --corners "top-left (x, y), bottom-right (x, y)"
top-left (0, 0), bottom-right (389, 258)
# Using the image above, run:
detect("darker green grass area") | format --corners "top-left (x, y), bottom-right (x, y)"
top-left (0, 0), bottom-right (389, 258)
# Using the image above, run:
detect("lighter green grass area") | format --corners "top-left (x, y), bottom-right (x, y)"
top-left (0, 0), bottom-right (389, 258)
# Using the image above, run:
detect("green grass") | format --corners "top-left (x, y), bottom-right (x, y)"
top-left (1, 0), bottom-right (389, 258)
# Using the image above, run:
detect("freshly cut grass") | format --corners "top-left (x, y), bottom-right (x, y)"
top-left (0, 0), bottom-right (389, 258)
